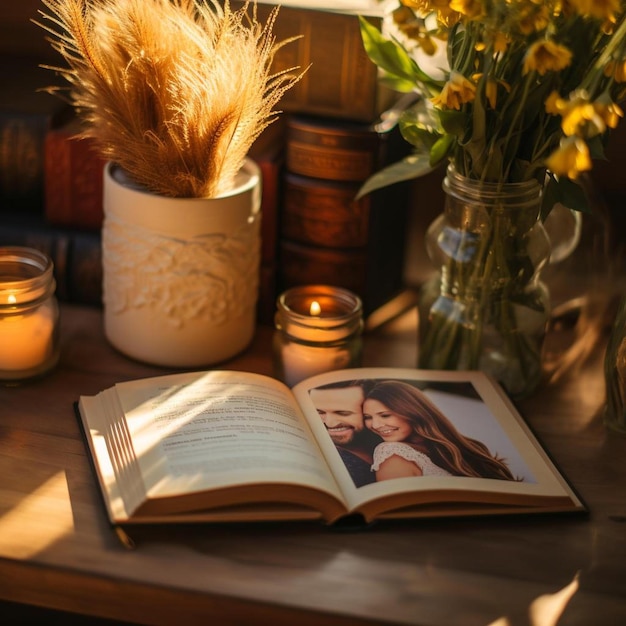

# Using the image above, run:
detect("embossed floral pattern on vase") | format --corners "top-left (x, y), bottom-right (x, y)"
top-left (103, 216), bottom-right (260, 327)
top-left (101, 158), bottom-right (262, 367)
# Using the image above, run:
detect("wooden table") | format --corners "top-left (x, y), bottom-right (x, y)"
top-left (1, 303), bottom-right (625, 625)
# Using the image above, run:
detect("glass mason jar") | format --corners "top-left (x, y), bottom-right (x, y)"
top-left (0, 247), bottom-right (60, 381)
top-left (418, 166), bottom-right (551, 398)
top-left (604, 296), bottom-right (626, 434)
top-left (273, 285), bottom-right (363, 387)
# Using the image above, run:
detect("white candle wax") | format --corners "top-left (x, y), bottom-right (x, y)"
top-left (0, 307), bottom-right (55, 371)
top-left (280, 341), bottom-right (352, 387)
top-left (274, 286), bottom-right (363, 387)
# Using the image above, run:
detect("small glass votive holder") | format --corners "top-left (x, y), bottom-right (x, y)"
top-left (0, 246), bottom-right (60, 382)
top-left (273, 285), bottom-right (363, 387)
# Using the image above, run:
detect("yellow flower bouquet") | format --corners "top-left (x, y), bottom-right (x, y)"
top-left (359, 0), bottom-right (626, 396)
top-left (360, 0), bottom-right (626, 204)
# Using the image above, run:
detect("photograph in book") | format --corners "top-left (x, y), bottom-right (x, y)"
top-left (307, 377), bottom-right (537, 490)
top-left (75, 367), bottom-right (586, 529)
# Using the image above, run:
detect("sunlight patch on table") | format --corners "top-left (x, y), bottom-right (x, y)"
top-left (489, 572), bottom-right (580, 626)
top-left (0, 471), bottom-right (74, 558)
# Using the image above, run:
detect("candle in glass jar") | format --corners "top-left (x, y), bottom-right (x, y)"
top-left (0, 247), bottom-right (60, 380)
top-left (0, 299), bottom-right (55, 371)
top-left (273, 285), bottom-right (363, 387)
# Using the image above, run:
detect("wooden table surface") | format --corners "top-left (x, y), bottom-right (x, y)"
top-left (0, 303), bottom-right (625, 626)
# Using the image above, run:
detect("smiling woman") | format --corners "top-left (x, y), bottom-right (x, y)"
top-left (362, 380), bottom-right (519, 482)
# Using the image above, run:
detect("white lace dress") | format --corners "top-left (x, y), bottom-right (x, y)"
top-left (371, 442), bottom-right (452, 477)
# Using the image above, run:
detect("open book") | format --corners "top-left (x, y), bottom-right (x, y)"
top-left (76, 368), bottom-right (585, 529)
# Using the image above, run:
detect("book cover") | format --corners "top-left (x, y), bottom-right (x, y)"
top-left (232, 2), bottom-right (395, 122)
top-left (44, 118), bottom-right (106, 230)
top-left (0, 211), bottom-right (102, 306)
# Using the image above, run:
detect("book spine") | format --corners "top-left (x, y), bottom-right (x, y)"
top-left (278, 189), bottom-right (409, 315)
top-left (44, 127), bottom-right (105, 230)
top-left (0, 113), bottom-right (49, 212)
top-left (279, 240), bottom-right (368, 297)
top-left (251, 146), bottom-right (284, 267)
top-left (255, 153), bottom-right (283, 325)
top-left (279, 113), bottom-right (411, 315)
top-left (286, 116), bottom-right (384, 182)
top-left (0, 58), bottom-right (73, 212)
top-left (258, 263), bottom-right (279, 326)
top-left (0, 213), bottom-right (103, 307)
top-left (245, 121), bottom-right (287, 324)
top-left (282, 173), bottom-right (370, 248)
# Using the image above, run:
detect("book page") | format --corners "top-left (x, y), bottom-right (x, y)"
top-left (108, 371), bottom-right (344, 510)
top-left (293, 368), bottom-right (583, 518)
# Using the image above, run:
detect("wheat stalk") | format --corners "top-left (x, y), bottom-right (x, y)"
top-left (36, 0), bottom-right (304, 198)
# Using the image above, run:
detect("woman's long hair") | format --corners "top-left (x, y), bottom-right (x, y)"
top-left (365, 380), bottom-right (518, 481)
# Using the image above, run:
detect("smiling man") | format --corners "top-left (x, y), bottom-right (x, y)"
top-left (309, 380), bottom-right (380, 487)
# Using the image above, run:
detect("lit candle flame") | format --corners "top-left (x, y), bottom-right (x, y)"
top-left (7, 294), bottom-right (16, 305)
top-left (310, 301), bottom-right (321, 316)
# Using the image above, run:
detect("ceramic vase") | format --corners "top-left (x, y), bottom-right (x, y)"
top-left (102, 159), bottom-right (262, 367)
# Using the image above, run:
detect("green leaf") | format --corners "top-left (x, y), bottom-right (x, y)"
top-left (398, 100), bottom-right (443, 151)
top-left (430, 134), bottom-right (454, 167)
top-left (358, 16), bottom-right (439, 87)
top-left (355, 153), bottom-right (434, 200)
top-left (400, 123), bottom-right (439, 151)
top-left (379, 75), bottom-right (421, 94)
top-left (542, 175), bottom-right (591, 218)
top-left (437, 109), bottom-right (465, 137)
top-left (587, 133), bottom-right (607, 160)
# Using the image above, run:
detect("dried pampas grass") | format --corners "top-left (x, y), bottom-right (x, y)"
top-left (36, 0), bottom-right (303, 198)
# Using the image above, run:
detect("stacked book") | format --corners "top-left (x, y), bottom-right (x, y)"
top-left (0, 1), bottom-right (423, 320)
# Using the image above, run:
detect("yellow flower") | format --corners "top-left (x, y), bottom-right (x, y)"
top-left (492, 31), bottom-right (510, 54)
top-left (604, 59), bottom-right (626, 82)
top-left (401, 0), bottom-right (462, 26)
top-left (485, 78), bottom-right (498, 109)
top-left (568, 0), bottom-right (620, 22)
top-left (417, 33), bottom-right (439, 55)
top-left (545, 137), bottom-right (592, 179)
top-left (517, 2), bottom-right (551, 35)
top-left (431, 71), bottom-right (477, 109)
top-left (473, 73), bottom-right (511, 108)
top-left (450, 0), bottom-right (484, 19)
top-left (562, 101), bottom-right (600, 135)
top-left (594, 95), bottom-right (624, 128)
top-left (545, 90), bottom-right (565, 116)
top-left (361, 0), bottom-right (626, 187)
top-left (523, 40), bottom-right (573, 75)
top-left (393, 5), bottom-right (420, 30)
top-left (548, 90), bottom-right (614, 137)
top-left (392, 5), bottom-right (441, 55)
top-left (477, 29), bottom-right (510, 53)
